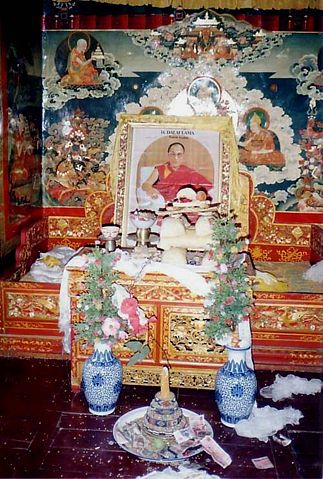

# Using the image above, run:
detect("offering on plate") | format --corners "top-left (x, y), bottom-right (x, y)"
top-left (142, 366), bottom-right (189, 436)
top-left (170, 187), bottom-right (211, 209)
top-left (113, 366), bottom-right (214, 462)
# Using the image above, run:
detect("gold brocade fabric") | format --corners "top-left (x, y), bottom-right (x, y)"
top-left (86, 0), bottom-right (321, 10)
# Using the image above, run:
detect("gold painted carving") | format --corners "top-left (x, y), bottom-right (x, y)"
top-left (277, 247), bottom-right (308, 262)
top-left (250, 246), bottom-right (273, 262)
top-left (6, 292), bottom-right (59, 320)
top-left (123, 367), bottom-right (216, 390)
top-left (162, 306), bottom-right (226, 361)
top-left (290, 351), bottom-right (322, 365)
top-left (48, 190), bottom-right (114, 239)
top-left (251, 195), bottom-right (311, 247)
top-left (252, 305), bottom-right (322, 332)
top-left (0, 337), bottom-right (63, 355)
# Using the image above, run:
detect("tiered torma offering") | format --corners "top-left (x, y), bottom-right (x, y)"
top-left (113, 367), bottom-right (214, 462)
top-left (142, 367), bottom-right (188, 436)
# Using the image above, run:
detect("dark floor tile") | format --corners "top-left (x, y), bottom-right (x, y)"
top-left (40, 448), bottom-right (166, 478)
top-left (288, 431), bottom-right (323, 479)
top-left (0, 448), bottom-right (34, 478)
top-left (270, 436), bottom-right (300, 479)
top-left (294, 456), bottom-right (323, 479)
top-left (51, 427), bottom-right (119, 450)
top-left (288, 398), bottom-right (323, 433)
top-left (0, 358), bottom-right (321, 479)
top-left (190, 450), bottom-right (278, 478)
top-left (0, 416), bottom-right (37, 444)
top-left (210, 422), bottom-right (264, 447)
top-left (58, 412), bottom-right (117, 431)
top-left (289, 431), bottom-right (322, 457)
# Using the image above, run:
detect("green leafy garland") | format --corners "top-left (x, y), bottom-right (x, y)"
top-left (204, 215), bottom-right (253, 344)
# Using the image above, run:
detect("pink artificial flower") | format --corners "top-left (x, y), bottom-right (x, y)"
top-left (113, 253), bottom-right (122, 265)
top-left (215, 248), bottom-right (223, 259)
top-left (224, 296), bottom-right (235, 306)
top-left (94, 259), bottom-right (102, 266)
top-left (219, 263), bottom-right (228, 274)
top-left (118, 330), bottom-right (128, 341)
top-left (128, 313), bottom-right (148, 336)
top-left (98, 276), bottom-right (105, 285)
top-left (120, 297), bottom-right (138, 316)
top-left (102, 317), bottom-right (121, 338)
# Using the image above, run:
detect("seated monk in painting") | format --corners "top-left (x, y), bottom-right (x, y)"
top-left (141, 142), bottom-right (213, 207)
top-left (61, 38), bottom-right (100, 87)
top-left (239, 112), bottom-right (285, 168)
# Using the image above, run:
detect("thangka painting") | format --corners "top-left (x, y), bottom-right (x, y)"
top-left (42, 10), bottom-right (322, 212)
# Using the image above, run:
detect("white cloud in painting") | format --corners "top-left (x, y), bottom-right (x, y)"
top-left (272, 190), bottom-right (289, 205)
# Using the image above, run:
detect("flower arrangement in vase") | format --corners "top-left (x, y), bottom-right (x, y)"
top-left (204, 215), bottom-right (257, 427)
top-left (204, 215), bottom-right (254, 347)
top-left (74, 247), bottom-right (154, 415)
top-left (75, 247), bottom-right (153, 358)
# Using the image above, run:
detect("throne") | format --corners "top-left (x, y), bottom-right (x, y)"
top-left (0, 115), bottom-right (321, 390)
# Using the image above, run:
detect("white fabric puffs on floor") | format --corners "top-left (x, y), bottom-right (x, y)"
top-left (260, 374), bottom-right (323, 402)
top-left (136, 466), bottom-right (220, 479)
top-left (234, 405), bottom-right (303, 442)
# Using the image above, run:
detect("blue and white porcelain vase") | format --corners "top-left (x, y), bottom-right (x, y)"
top-left (215, 345), bottom-right (257, 427)
top-left (82, 341), bottom-right (123, 415)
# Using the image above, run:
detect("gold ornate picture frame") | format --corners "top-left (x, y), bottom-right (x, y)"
top-left (111, 114), bottom-right (240, 247)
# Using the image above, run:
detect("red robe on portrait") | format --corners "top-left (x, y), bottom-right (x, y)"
top-left (155, 163), bottom-right (213, 202)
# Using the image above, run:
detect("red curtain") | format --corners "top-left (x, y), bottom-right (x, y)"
top-left (42, 11), bottom-right (319, 31)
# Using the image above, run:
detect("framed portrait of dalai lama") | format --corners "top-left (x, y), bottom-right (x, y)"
top-left (111, 114), bottom-right (241, 247)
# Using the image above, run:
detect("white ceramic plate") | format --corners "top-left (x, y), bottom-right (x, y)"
top-left (113, 406), bottom-right (213, 463)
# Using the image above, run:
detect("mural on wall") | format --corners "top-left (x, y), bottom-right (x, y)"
top-left (42, 10), bottom-right (322, 213)
top-left (238, 108), bottom-right (285, 168)
top-left (286, 49), bottom-right (323, 212)
top-left (128, 10), bottom-right (285, 68)
top-left (44, 31), bottom-right (121, 110)
top-left (8, 110), bottom-right (42, 206)
top-left (124, 66), bottom-right (302, 196)
top-left (43, 108), bottom-right (109, 206)
top-left (0, 52), bottom-right (3, 256)
top-left (6, 30), bottom-right (42, 216)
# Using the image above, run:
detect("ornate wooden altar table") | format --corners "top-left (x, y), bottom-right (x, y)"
top-left (68, 259), bottom-right (322, 391)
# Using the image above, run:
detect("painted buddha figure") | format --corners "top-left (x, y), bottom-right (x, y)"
top-left (239, 112), bottom-right (285, 168)
top-left (60, 38), bottom-right (100, 87)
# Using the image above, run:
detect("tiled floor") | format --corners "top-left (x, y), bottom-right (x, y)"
top-left (0, 358), bottom-right (321, 478)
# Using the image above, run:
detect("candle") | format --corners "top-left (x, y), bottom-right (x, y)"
top-left (160, 366), bottom-right (170, 400)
